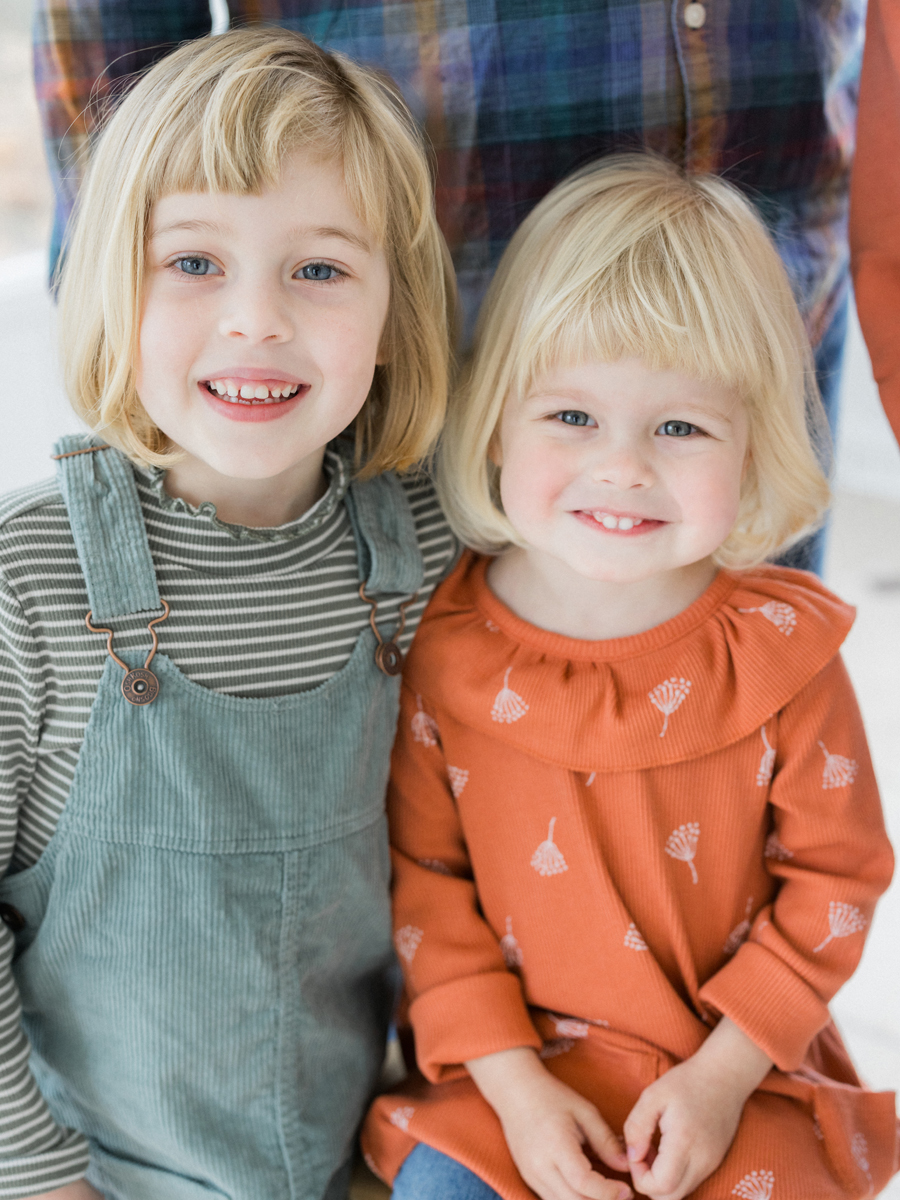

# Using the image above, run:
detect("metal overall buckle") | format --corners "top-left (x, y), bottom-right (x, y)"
top-left (358, 584), bottom-right (418, 676)
top-left (85, 601), bottom-right (171, 705)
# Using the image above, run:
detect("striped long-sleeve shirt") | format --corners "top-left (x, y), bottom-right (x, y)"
top-left (34, 0), bottom-right (863, 343)
top-left (0, 446), bottom-right (457, 1196)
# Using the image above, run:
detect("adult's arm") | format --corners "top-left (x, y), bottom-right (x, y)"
top-left (850, 0), bottom-right (900, 445)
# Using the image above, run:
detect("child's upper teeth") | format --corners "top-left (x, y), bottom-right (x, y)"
top-left (207, 379), bottom-right (299, 402)
top-left (593, 512), bottom-right (643, 530)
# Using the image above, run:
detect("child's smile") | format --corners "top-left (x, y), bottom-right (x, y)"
top-left (137, 148), bottom-right (391, 522)
top-left (200, 371), bottom-right (305, 420)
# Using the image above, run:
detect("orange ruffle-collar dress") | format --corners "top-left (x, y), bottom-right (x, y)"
top-left (363, 554), bottom-right (898, 1199)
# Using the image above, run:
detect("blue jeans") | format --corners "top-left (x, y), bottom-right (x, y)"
top-left (391, 1145), bottom-right (502, 1200)
top-left (774, 290), bottom-right (849, 576)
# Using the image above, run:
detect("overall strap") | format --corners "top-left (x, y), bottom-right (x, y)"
top-left (54, 436), bottom-right (161, 621)
top-left (344, 470), bottom-right (425, 596)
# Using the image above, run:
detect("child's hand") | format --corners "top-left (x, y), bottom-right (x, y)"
top-left (32, 1183), bottom-right (104, 1200)
top-left (466, 1047), bottom-right (632, 1200)
top-left (623, 1017), bottom-right (773, 1200)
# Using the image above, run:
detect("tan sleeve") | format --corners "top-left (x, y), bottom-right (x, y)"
top-left (700, 655), bottom-right (894, 1070)
top-left (388, 684), bottom-right (541, 1083)
top-left (850, 0), bottom-right (900, 445)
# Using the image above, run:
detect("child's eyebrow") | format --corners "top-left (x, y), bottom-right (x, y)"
top-left (289, 225), bottom-right (373, 253)
top-left (150, 219), bottom-right (224, 238)
top-left (149, 218), bottom-right (372, 254)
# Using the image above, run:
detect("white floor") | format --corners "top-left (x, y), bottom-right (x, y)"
top-left (1, 252), bottom-right (899, 1194)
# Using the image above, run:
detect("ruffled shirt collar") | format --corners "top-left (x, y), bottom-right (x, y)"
top-left (136, 444), bottom-right (349, 545)
top-left (406, 553), bottom-right (855, 772)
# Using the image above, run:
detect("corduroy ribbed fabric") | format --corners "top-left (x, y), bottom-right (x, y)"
top-left (363, 553), bottom-right (899, 1199)
top-left (0, 443), bottom-right (425, 1200)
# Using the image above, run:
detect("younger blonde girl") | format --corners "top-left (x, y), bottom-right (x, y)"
top-left (363, 156), bottom-right (897, 1200)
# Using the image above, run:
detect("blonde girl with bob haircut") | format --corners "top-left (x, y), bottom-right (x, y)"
top-left (0, 27), bottom-right (459, 1200)
top-left (363, 156), bottom-right (897, 1200)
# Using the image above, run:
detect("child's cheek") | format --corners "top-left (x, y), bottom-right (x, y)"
top-left (498, 436), bottom-right (573, 534)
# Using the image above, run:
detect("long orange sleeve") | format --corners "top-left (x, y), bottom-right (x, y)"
top-left (699, 656), bottom-right (890, 1069)
top-left (850, 0), bottom-right (900, 444)
top-left (389, 685), bottom-right (542, 1082)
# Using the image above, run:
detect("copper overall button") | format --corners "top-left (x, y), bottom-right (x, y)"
top-left (0, 904), bottom-right (26, 933)
top-left (122, 668), bottom-right (160, 706)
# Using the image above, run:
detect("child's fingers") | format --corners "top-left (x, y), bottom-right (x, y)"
top-left (626, 1133), bottom-right (690, 1200)
top-left (549, 1157), bottom-right (632, 1200)
top-left (622, 1087), bottom-right (664, 1166)
top-left (576, 1105), bottom-right (630, 1174)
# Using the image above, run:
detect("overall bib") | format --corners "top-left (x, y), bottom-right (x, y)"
top-left (0, 438), bottom-right (424, 1200)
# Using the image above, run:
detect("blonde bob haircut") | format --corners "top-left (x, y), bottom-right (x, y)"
top-left (58, 27), bottom-right (454, 476)
top-left (439, 154), bottom-right (830, 568)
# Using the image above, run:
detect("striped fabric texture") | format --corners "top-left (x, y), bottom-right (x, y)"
top-left (33, 0), bottom-right (863, 340)
top-left (0, 447), bottom-right (456, 1193)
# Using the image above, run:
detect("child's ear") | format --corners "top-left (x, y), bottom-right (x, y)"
top-left (488, 431), bottom-right (503, 468)
top-left (741, 447), bottom-right (752, 481)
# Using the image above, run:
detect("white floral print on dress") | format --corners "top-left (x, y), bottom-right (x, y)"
top-left (818, 741), bottom-right (858, 789)
top-left (724, 897), bottom-right (754, 955)
top-left (531, 818), bottom-right (568, 876)
top-left (624, 923), bottom-right (649, 951)
top-left (418, 858), bottom-right (452, 876)
top-left (851, 1132), bottom-right (874, 1195)
top-left (411, 695), bottom-right (440, 747)
top-left (389, 1106), bottom-right (415, 1131)
top-left (757, 726), bottom-right (776, 786)
top-left (813, 901), bottom-right (867, 953)
top-left (491, 667), bottom-right (529, 723)
top-left (549, 1014), bottom-right (590, 1038)
top-left (394, 925), bottom-right (424, 963)
top-left (447, 765), bottom-right (469, 798)
top-left (539, 1038), bottom-right (575, 1059)
top-left (648, 677), bottom-right (691, 737)
top-left (739, 599), bottom-right (797, 634)
top-left (485, 619), bottom-right (500, 632)
top-left (665, 822), bottom-right (700, 884)
top-left (812, 1114), bottom-right (824, 1141)
top-left (499, 916), bottom-right (523, 969)
top-left (731, 1170), bottom-right (774, 1199)
top-left (585, 772), bottom-right (596, 787)
top-left (764, 832), bottom-right (793, 862)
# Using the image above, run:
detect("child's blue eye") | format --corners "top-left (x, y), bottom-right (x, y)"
top-left (174, 256), bottom-right (219, 276)
top-left (556, 410), bottom-right (592, 426)
top-left (658, 420), bottom-right (697, 437)
top-left (298, 262), bottom-right (340, 281)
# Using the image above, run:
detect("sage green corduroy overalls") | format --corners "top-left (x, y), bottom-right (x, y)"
top-left (0, 437), bottom-right (423, 1199)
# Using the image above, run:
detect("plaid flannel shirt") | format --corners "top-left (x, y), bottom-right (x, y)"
top-left (34, 0), bottom-right (863, 343)
top-left (18, 1), bottom-right (863, 1194)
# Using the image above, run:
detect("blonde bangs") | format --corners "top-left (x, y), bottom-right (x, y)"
top-left (439, 155), bottom-right (830, 567)
top-left (58, 28), bottom-right (452, 475)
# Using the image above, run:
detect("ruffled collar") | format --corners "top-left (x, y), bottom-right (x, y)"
top-left (136, 445), bottom-right (349, 545)
top-left (406, 553), bottom-right (855, 771)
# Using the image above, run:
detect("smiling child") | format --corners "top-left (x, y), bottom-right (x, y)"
top-left (363, 156), bottom-right (898, 1200)
top-left (0, 28), bottom-right (455, 1200)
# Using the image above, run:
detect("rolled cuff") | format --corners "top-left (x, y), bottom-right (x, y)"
top-left (699, 941), bottom-right (830, 1071)
top-left (410, 971), bottom-right (542, 1083)
top-left (0, 1130), bottom-right (90, 1199)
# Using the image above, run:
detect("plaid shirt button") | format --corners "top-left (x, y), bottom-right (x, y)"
top-left (684, 3), bottom-right (706, 28)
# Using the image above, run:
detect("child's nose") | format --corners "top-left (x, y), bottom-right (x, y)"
top-left (590, 438), bottom-right (655, 489)
top-left (218, 277), bottom-right (293, 344)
